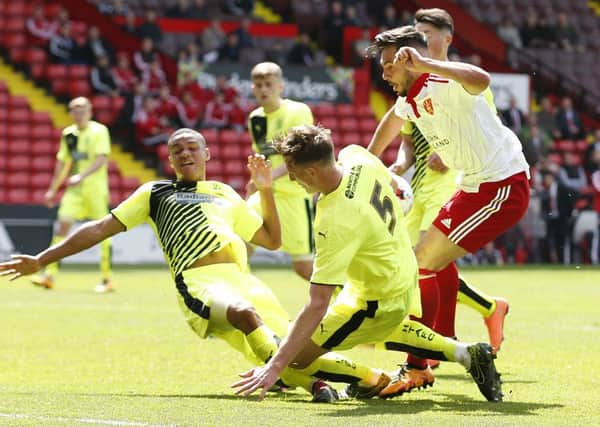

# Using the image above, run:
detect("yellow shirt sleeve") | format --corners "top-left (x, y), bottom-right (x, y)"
top-left (94, 124), bottom-right (111, 156)
top-left (111, 182), bottom-right (152, 230)
top-left (400, 121), bottom-right (413, 136)
top-left (231, 190), bottom-right (263, 242)
top-left (311, 224), bottom-right (361, 286)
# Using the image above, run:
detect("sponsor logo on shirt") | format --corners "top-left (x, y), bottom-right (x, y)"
top-left (423, 98), bottom-right (434, 115)
top-left (429, 135), bottom-right (450, 149)
top-left (175, 193), bottom-right (222, 204)
top-left (345, 165), bottom-right (362, 199)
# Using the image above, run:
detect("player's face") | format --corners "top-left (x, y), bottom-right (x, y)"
top-left (285, 158), bottom-right (318, 193)
top-left (380, 46), bottom-right (412, 97)
top-left (415, 22), bottom-right (451, 61)
top-left (251, 75), bottom-right (283, 107)
top-left (168, 136), bottom-right (210, 181)
top-left (69, 105), bottom-right (92, 127)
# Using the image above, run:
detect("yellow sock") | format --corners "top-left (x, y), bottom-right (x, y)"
top-left (44, 235), bottom-right (65, 277)
top-left (100, 237), bottom-right (112, 281)
top-left (457, 275), bottom-right (497, 318)
top-left (292, 352), bottom-right (380, 387)
top-left (382, 319), bottom-right (459, 362)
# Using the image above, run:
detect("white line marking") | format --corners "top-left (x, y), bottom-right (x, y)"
top-left (0, 412), bottom-right (174, 426)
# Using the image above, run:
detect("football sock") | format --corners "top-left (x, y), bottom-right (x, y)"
top-left (383, 319), bottom-right (461, 364)
top-left (434, 262), bottom-right (460, 337)
top-left (457, 275), bottom-right (497, 318)
top-left (406, 268), bottom-right (440, 369)
top-left (44, 235), bottom-right (65, 277)
top-left (100, 237), bottom-right (112, 282)
top-left (292, 352), bottom-right (381, 387)
top-left (246, 325), bottom-right (278, 363)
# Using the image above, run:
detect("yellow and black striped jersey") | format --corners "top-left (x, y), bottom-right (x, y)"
top-left (111, 180), bottom-right (263, 277)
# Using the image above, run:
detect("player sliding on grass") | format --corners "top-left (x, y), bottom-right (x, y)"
top-left (365, 26), bottom-right (530, 397)
top-left (232, 124), bottom-right (503, 402)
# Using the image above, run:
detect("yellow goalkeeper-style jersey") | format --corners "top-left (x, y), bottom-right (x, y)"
top-left (248, 99), bottom-right (314, 195)
top-left (56, 120), bottom-right (111, 192)
top-left (311, 145), bottom-right (418, 301)
top-left (111, 180), bottom-right (263, 277)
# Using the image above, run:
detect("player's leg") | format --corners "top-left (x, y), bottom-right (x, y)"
top-left (378, 318), bottom-right (503, 402)
top-left (88, 190), bottom-right (114, 293)
top-left (457, 275), bottom-right (509, 353)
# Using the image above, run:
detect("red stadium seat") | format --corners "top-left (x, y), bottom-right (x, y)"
top-left (6, 171), bottom-right (30, 187)
top-left (31, 189), bottom-right (46, 204)
top-left (206, 160), bottom-right (223, 176)
top-left (8, 109), bottom-right (31, 124)
top-left (223, 159), bottom-right (246, 176)
top-left (31, 156), bottom-right (55, 172)
top-left (7, 155), bottom-right (31, 172)
top-left (5, 17), bottom-right (26, 33)
top-left (0, 157), bottom-right (6, 171)
top-left (221, 144), bottom-right (243, 160)
top-left (319, 117), bottom-right (338, 131)
top-left (68, 79), bottom-right (91, 98)
top-left (94, 110), bottom-right (113, 125)
top-left (220, 130), bottom-right (242, 145)
top-left (35, 140), bottom-right (57, 156)
top-left (31, 111), bottom-right (52, 125)
top-left (0, 92), bottom-right (8, 106)
top-left (2, 33), bottom-right (26, 49)
top-left (0, 81), bottom-right (8, 93)
top-left (355, 104), bottom-right (373, 118)
top-left (335, 104), bottom-right (355, 118)
top-left (121, 177), bottom-right (140, 193)
top-left (339, 118), bottom-right (359, 133)
top-left (9, 48), bottom-right (26, 63)
top-left (382, 149), bottom-right (396, 165)
top-left (46, 64), bottom-right (68, 80)
top-left (109, 174), bottom-right (122, 190)
top-left (199, 129), bottom-right (218, 145)
top-left (8, 96), bottom-right (30, 109)
top-left (7, 124), bottom-right (30, 139)
top-left (92, 95), bottom-right (111, 110)
top-left (112, 96), bottom-right (125, 113)
top-left (341, 133), bottom-right (361, 146)
top-left (313, 103), bottom-right (336, 118)
top-left (0, 139), bottom-right (8, 155)
top-left (157, 144), bottom-right (169, 161)
top-left (25, 48), bottom-right (48, 65)
top-left (70, 21), bottom-right (88, 39)
top-left (32, 125), bottom-right (54, 140)
top-left (108, 161), bottom-right (120, 174)
top-left (30, 63), bottom-right (46, 80)
top-left (4, 2), bottom-right (26, 16)
top-left (576, 140), bottom-right (589, 153)
top-left (359, 118), bottom-right (378, 133)
top-left (31, 173), bottom-right (53, 189)
top-left (6, 189), bottom-right (31, 204)
top-left (68, 65), bottom-right (90, 80)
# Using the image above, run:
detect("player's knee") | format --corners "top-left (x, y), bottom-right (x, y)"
top-left (414, 246), bottom-right (442, 272)
top-left (227, 303), bottom-right (261, 334)
top-left (292, 261), bottom-right (312, 281)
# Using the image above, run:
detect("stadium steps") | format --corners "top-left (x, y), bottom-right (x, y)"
top-left (0, 57), bottom-right (158, 184)
top-left (254, 1), bottom-right (281, 23)
top-left (369, 90), bottom-right (391, 121)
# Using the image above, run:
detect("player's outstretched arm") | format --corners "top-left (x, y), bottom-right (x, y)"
top-left (367, 107), bottom-right (404, 157)
top-left (394, 46), bottom-right (490, 95)
top-left (390, 133), bottom-right (416, 176)
top-left (0, 215), bottom-right (125, 281)
top-left (247, 154), bottom-right (282, 250)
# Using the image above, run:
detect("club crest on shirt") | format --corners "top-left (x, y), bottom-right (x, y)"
top-left (423, 98), bottom-right (434, 115)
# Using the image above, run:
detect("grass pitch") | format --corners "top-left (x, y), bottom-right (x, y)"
top-left (0, 266), bottom-right (599, 426)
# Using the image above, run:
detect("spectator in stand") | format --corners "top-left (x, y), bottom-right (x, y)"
top-left (112, 53), bottom-right (138, 94)
top-left (501, 97), bottom-right (526, 134)
top-left (90, 55), bottom-right (119, 96)
top-left (477, 242), bottom-right (504, 265)
top-left (203, 92), bottom-right (228, 128)
top-left (49, 23), bottom-right (82, 65)
top-left (55, 6), bottom-right (71, 28)
top-left (234, 18), bottom-right (254, 49)
top-left (134, 37), bottom-right (160, 73)
top-left (225, 0), bottom-right (254, 16)
top-left (521, 11), bottom-right (547, 48)
top-left (352, 28), bottom-right (371, 66)
top-left (540, 171), bottom-right (562, 262)
top-left (82, 26), bottom-right (114, 65)
top-left (497, 17), bottom-right (522, 48)
top-left (98, 0), bottom-right (131, 16)
top-left (520, 123), bottom-right (552, 166)
top-left (136, 9), bottom-right (163, 44)
top-left (177, 91), bottom-right (203, 128)
top-left (215, 76), bottom-right (238, 105)
top-left (584, 129), bottom-right (600, 173)
top-left (27, 4), bottom-right (58, 47)
top-left (177, 43), bottom-right (202, 84)
top-left (134, 96), bottom-right (169, 147)
top-left (228, 94), bottom-right (248, 132)
top-left (344, 5), bottom-right (364, 28)
top-left (380, 4), bottom-right (397, 29)
top-left (591, 153), bottom-right (600, 250)
top-left (555, 96), bottom-right (585, 140)
top-left (166, 0), bottom-right (193, 18)
top-left (189, 0), bottom-right (210, 19)
top-left (155, 85), bottom-right (180, 126)
top-left (324, 1), bottom-right (346, 62)
top-left (287, 33), bottom-right (315, 66)
top-left (265, 40), bottom-right (288, 65)
top-left (142, 59), bottom-right (167, 94)
top-left (177, 72), bottom-right (212, 106)
top-left (219, 33), bottom-right (241, 62)
top-left (121, 12), bottom-right (137, 35)
top-left (552, 11), bottom-right (583, 52)
top-left (537, 96), bottom-right (559, 138)
top-left (201, 19), bottom-right (226, 54)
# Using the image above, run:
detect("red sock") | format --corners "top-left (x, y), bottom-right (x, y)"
top-left (406, 268), bottom-right (440, 369)
top-left (434, 262), bottom-right (460, 338)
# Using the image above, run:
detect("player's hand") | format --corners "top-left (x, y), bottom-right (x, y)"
top-left (44, 189), bottom-right (56, 208)
top-left (389, 162), bottom-right (405, 176)
top-left (393, 47), bottom-right (430, 73)
top-left (247, 154), bottom-right (272, 191)
top-left (231, 365), bottom-right (280, 401)
top-left (0, 254), bottom-right (42, 281)
top-left (67, 174), bottom-right (83, 187)
top-left (245, 180), bottom-right (257, 198)
top-left (427, 153), bottom-right (448, 172)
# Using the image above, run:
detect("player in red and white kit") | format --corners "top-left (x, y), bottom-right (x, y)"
top-left (367, 27), bottom-right (530, 398)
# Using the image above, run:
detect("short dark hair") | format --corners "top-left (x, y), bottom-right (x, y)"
top-left (414, 8), bottom-right (454, 33)
top-left (167, 128), bottom-right (206, 148)
top-left (273, 124), bottom-right (334, 165)
top-left (365, 25), bottom-right (427, 57)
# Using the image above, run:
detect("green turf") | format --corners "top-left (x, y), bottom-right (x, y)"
top-left (1, 266), bottom-right (599, 426)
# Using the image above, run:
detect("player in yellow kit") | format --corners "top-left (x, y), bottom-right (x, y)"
top-left (32, 97), bottom-right (113, 292)
top-left (232, 125), bottom-right (503, 402)
top-left (246, 62), bottom-right (315, 280)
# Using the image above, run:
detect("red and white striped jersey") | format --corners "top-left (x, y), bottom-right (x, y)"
top-left (393, 73), bottom-right (529, 192)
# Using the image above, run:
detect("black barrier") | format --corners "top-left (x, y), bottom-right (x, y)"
top-left (0, 205), bottom-right (56, 256)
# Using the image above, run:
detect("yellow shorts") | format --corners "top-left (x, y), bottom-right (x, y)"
top-left (248, 191), bottom-right (314, 259)
top-left (405, 184), bottom-right (457, 246)
top-left (311, 283), bottom-right (420, 351)
top-left (58, 186), bottom-right (109, 221)
top-left (174, 263), bottom-right (290, 364)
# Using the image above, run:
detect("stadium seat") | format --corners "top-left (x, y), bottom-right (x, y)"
top-left (108, 161), bottom-right (120, 174)
top-left (31, 189), bottom-right (46, 204)
top-left (206, 160), bottom-right (223, 176)
top-left (0, 92), bottom-right (8, 106)
top-left (30, 173), bottom-right (52, 189)
top-left (221, 144), bottom-right (243, 160)
top-left (35, 140), bottom-right (57, 156)
top-left (94, 110), bottom-right (114, 126)
top-left (7, 155), bottom-right (31, 173)
top-left (335, 104), bottom-right (355, 118)
top-left (46, 64), bottom-right (68, 81)
top-left (30, 63), bottom-right (45, 80)
top-left (0, 157), bottom-right (6, 171)
top-left (339, 118), bottom-right (359, 133)
top-left (68, 65), bottom-right (90, 80)
top-left (319, 117), bottom-right (338, 131)
top-left (157, 144), bottom-right (169, 160)
top-left (313, 103), bottom-right (336, 118)
top-left (2, 33), bottom-right (26, 49)
top-left (6, 189), bottom-right (30, 204)
top-left (110, 191), bottom-right (121, 207)
top-left (31, 111), bottom-right (52, 125)
top-left (68, 79), bottom-right (92, 98)
top-left (7, 140), bottom-right (29, 156)
top-left (7, 124), bottom-right (30, 139)
top-left (112, 96), bottom-right (126, 113)
top-left (121, 177), bottom-right (140, 193)
top-left (382, 150), bottom-right (396, 165)
top-left (223, 159), bottom-right (247, 176)
top-left (355, 104), bottom-right (373, 118)
top-left (25, 48), bottom-right (48, 66)
top-left (109, 175), bottom-right (122, 190)
top-left (199, 129), bottom-right (218, 145)
top-left (92, 95), bottom-right (111, 111)
top-left (9, 47), bottom-right (25, 63)
top-left (359, 118), bottom-right (378, 133)
top-left (31, 156), bottom-right (55, 172)
top-left (8, 109), bottom-right (31, 124)
top-left (340, 133), bottom-right (361, 147)
top-left (220, 130), bottom-right (242, 145)
top-left (6, 171), bottom-right (30, 187)
top-left (8, 96), bottom-right (29, 110)
top-left (4, 2), bottom-right (26, 16)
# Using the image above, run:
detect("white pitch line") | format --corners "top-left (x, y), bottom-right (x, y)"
top-left (0, 412), bottom-right (174, 426)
